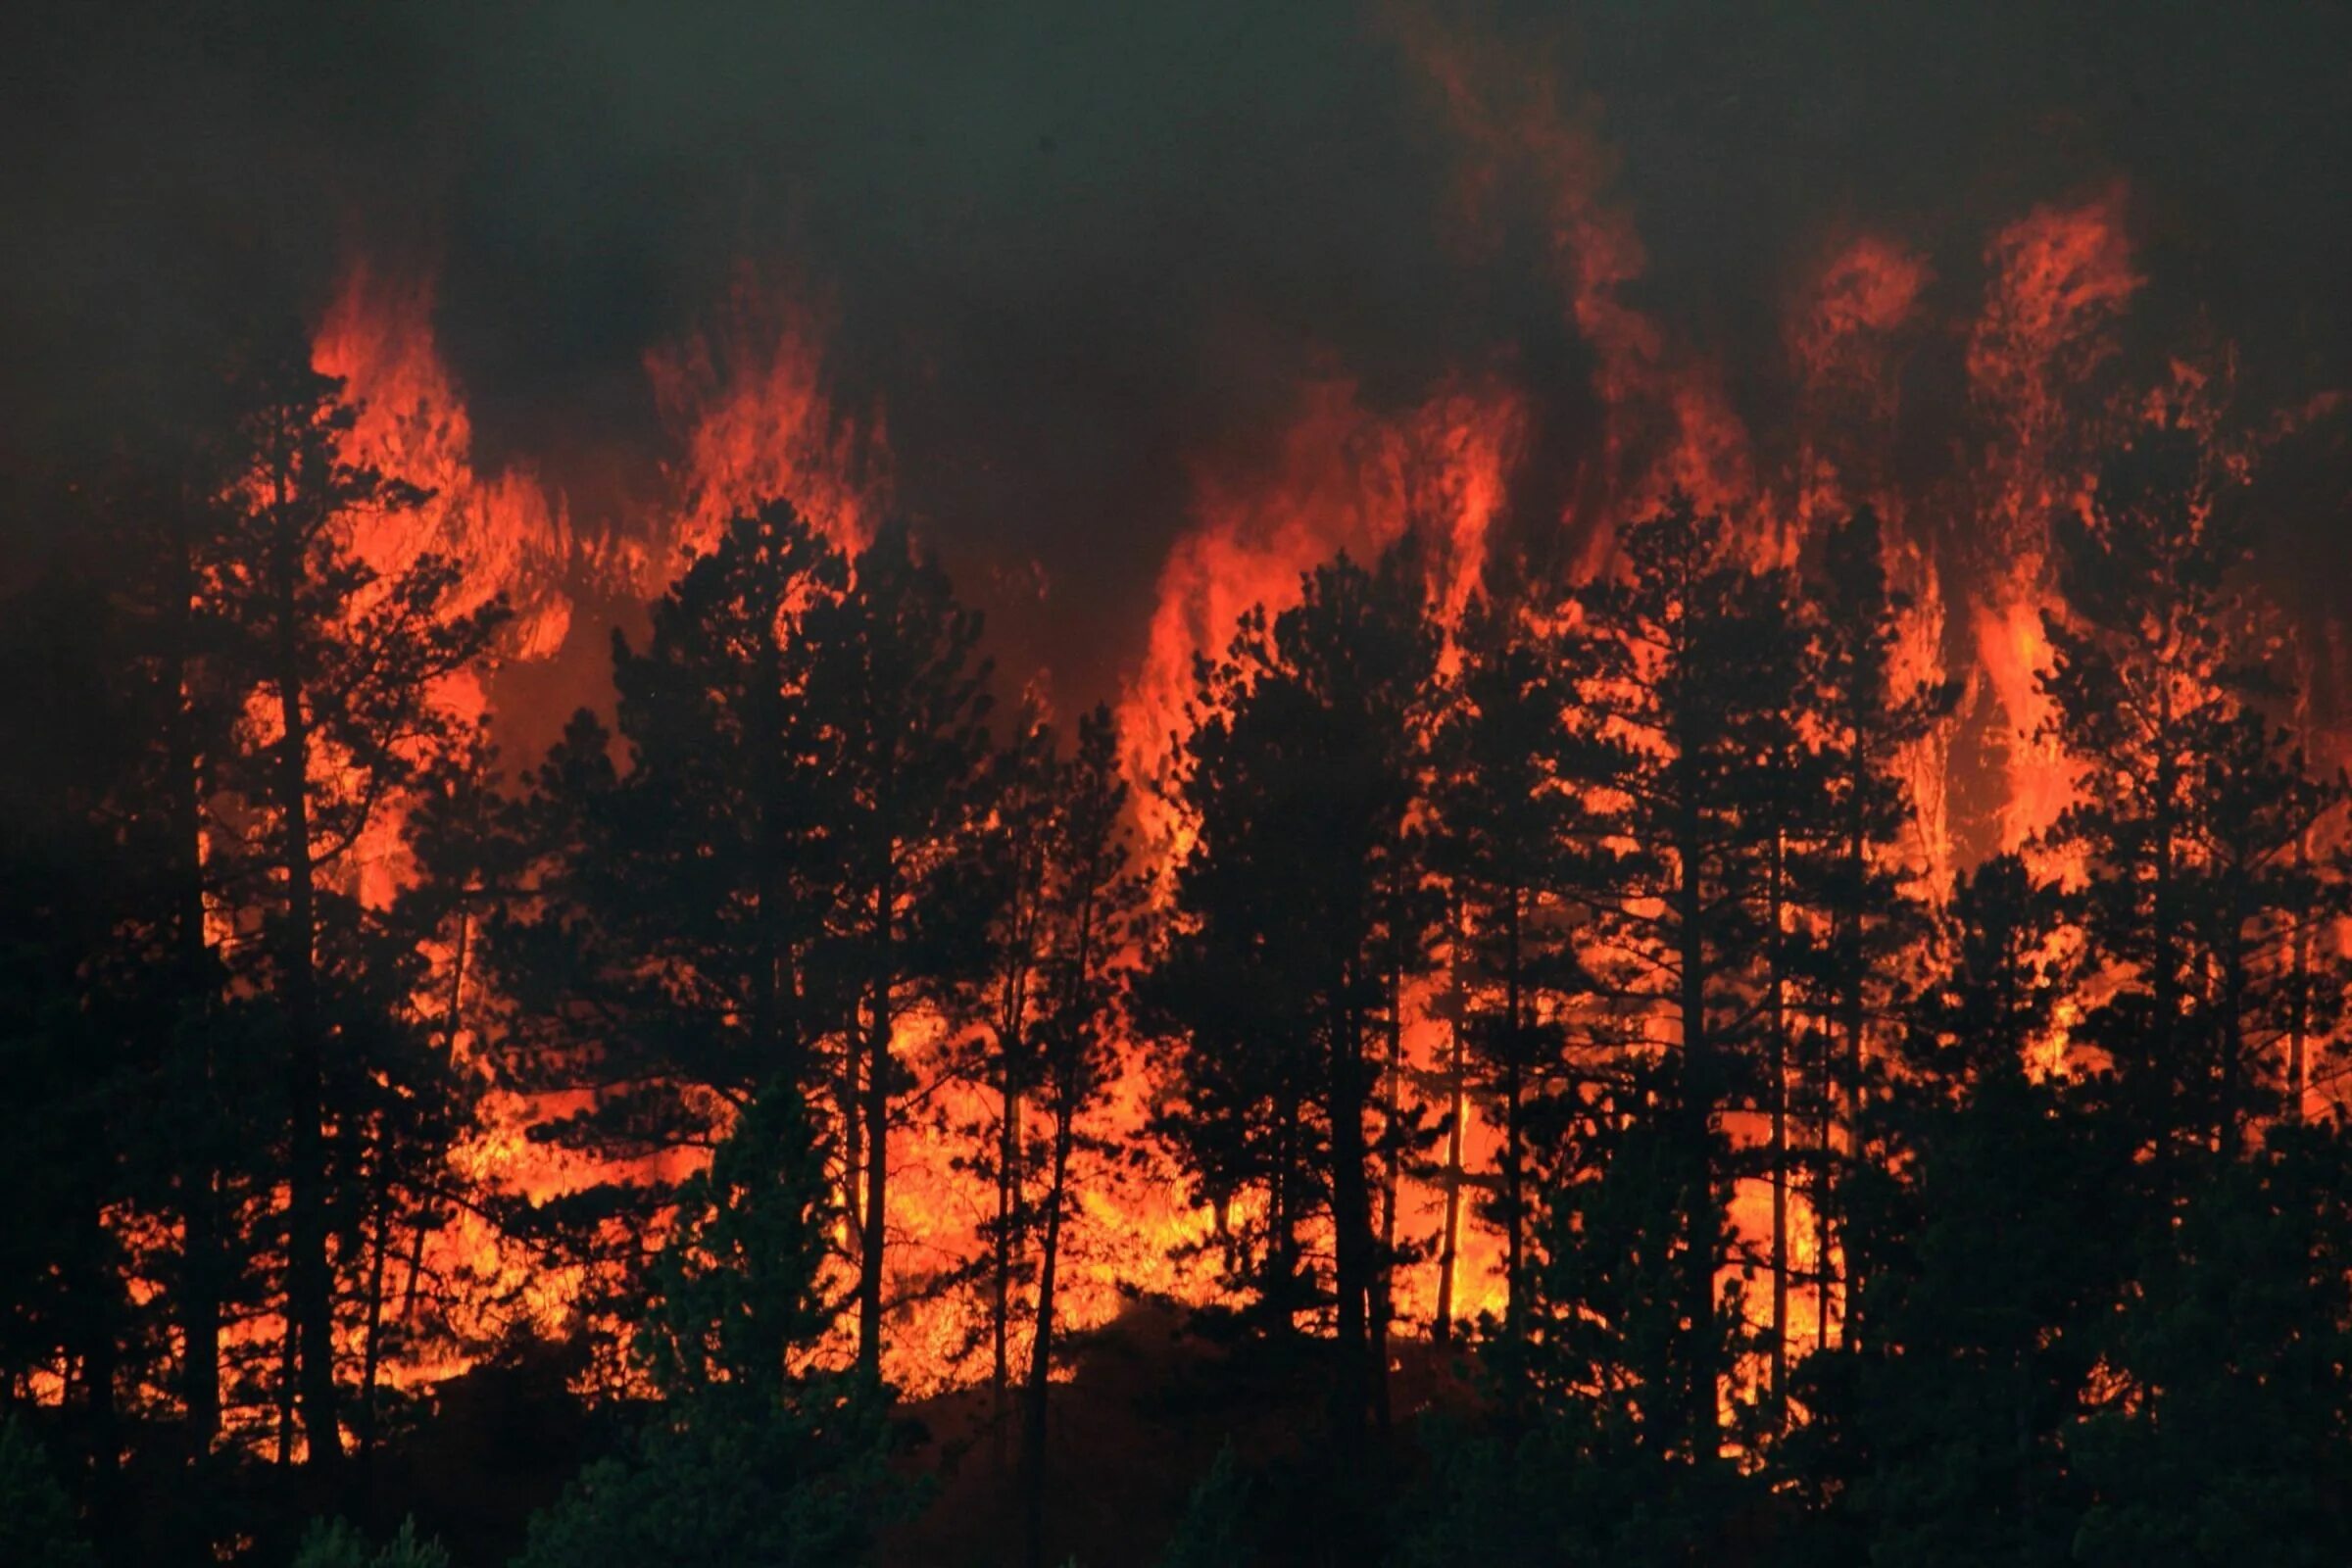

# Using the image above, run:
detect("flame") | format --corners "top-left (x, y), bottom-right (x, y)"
top-left (1399, 14), bottom-right (1754, 548)
top-left (141, 78), bottom-right (2333, 1436)
top-left (1961, 189), bottom-right (2143, 857)
top-left (1117, 377), bottom-right (1523, 862)
top-left (643, 265), bottom-right (883, 583)
top-left (312, 259), bottom-right (574, 662)
top-left (1791, 233), bottom-right (1932, 525)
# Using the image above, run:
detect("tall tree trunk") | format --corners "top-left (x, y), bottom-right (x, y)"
top-left (2150, 683), bottom-right (2180, 1184)
top-left (1325, 975), bottom-right (1380, 1448)
top-left (75, 1202), bottom-right (122, 1516)
top-left (1270, 1083), bottom-right (1300, 1329)
top-left (2217, 933), bottom-right (2247, 1161)
top-left (168, 495), bottom-right (224, 1452)
top-left (2289, 832), bottom-right (2313, 1126)
top-left (992, 1054), bottom-right (1020, 1459)
top-left (1500, 886), bottom-right (1525, 1347)
top-left (857, 859), bottom-right (895, 1384)
top-left (1372, 905), bottom-right (1403, 1435)
top-left (355, 1167), bottom-right (395, 1469)
top-left (1835, 738), bottom-right (1869, 1348)
top-left (1766, 826), bottom-right (1789, 1428)
top-left (1675, 787), bottom-right (1720, 1462)
top-left (1022, 1089), bottom-right (1076, 1568)
top-left (1433, 904), bottom-right (1468, 1348)
top-left (270, 501), bottom-right (338, 1478)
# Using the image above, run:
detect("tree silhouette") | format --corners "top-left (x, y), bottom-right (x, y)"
top-left (1560, 491), bottom-right (1808, 1458)
top-left (1021, 705), bottom-right (1145, 1568)
top-left (489, 502), bottom-right (851, 1326)
top-left (1144, 547), bottom-right (1440, 1456)
top-left (1800, 506), bottom-right (1955, 1348)
top-left (1779, 854), bottom-right (2129, 1566)
top-left (801, 518), bottom-right (996, 1384)
top-left (2040, 417), bottom-right (2345, 1172)
top-left (1429, 593), bottom-right (1592, 1350)
top-left (514, 1084), bottom-right (896, 1568)
top-left (205, 345), bottom-right (505, 1477)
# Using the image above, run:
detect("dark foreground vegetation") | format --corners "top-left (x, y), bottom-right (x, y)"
top-left (7, 333), bottom-right (2352, 1567)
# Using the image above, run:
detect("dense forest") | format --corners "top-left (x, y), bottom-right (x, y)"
top-left (5, 319), bottom-right (2351, 1568)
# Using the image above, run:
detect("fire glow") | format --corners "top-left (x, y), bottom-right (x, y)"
top-left (270, 79), bottom-right (2342, 1413)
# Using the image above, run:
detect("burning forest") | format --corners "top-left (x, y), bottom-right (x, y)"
top-left (6, 3), bottom-right (2352, 1565)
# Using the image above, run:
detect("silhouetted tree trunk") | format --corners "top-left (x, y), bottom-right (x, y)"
top-left (1433, 904), bottom-right (1468, 1347)
top-left (1022, 1079), bottom-right (1075, 1568)
top-left (1674, 779), bottom-right (1721, 1461)
top-left (1328, 978), bottom-right (1377, 1448)
top-left (164, 495), bottom-right (224, 1454)
top-left (858, 866), bottom-right (894, 1385)
top-left (265, 466), bottom-right (340, 1479)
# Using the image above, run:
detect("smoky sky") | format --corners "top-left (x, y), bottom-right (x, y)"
top-left (8, 1), bottom-right (2352, 705)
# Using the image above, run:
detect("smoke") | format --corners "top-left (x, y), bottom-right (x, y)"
top-left (6, 0), bottom-right (2350, 705)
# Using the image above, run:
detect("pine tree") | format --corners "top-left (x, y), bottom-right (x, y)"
top-left (1801, 507), bottom-right (1955, 1349)
top-left (801, 518), bottom-right (996, 1385)
top-left (2071, 1122), bottom-right (2352, 1566)
top-left (514, 1085), bottom-right (897, 1568)
top-left (2039, 416), bottom-right (2304, 1174)
top-left (1142, 548), bottom-right (1439, 1451)
top-left (1561, 492), bottom-right (1809, 1458)
top-left (488, 504), bottom-right (851, 1326)
top-left (206, 344), bottom-right (507, 1475)
top-left (1779, 855), bottom-right (2129, 1567)
top-left (959, 710), bottom-right (1056, 1443)
top-left (0, 538), bottom-right (154, 1517)
top-left (1022, 705), bottom-right (1145, 1568)
top-left (1428, 593), bottom-right (1591, 1348)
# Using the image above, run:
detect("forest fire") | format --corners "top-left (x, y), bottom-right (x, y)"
top-left (8, 6), bottom-right (2352, 1567)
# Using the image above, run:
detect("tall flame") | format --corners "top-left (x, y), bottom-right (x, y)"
top-left (312, 260), bottom-right (574, 662)
top-left (1962, 187), bottom-right (2143, 856)
top-left (1117, 378), bottom-right (1523, 861)
top-left (643, 265), bottom-right (883, 583)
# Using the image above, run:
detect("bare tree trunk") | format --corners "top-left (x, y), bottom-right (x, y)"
top-left (857, 859), bottom-right (896, 1384)
top-left (1433, 906), bottom-right (1468, 1347)
top-left (270, 490), bottom-right (339, 1479)
top-left (1767, 827), bottom-right (1789, 1428)
top-left (355, 1170), bottom-right (396, 1468)
top-left (1501, 886), bottom-right (1526, 1347)
top-left (1022, 1092), bottom-right (1076, 1568)
top-left (167, 494), bottom-right (224, 1452)
top-left (1676, 786), bottom-right (1721, 1462)
top-left (1326, 978), bottom-right (1377, 1449)
top-left (1371, 902), bottom-right (1403, 1435)
top-left (992, 1058), bottom-right (1020, 1463)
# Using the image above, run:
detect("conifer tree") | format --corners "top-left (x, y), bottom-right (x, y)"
top-left (801, 519), bottom-right (996, 1384)
top-left (207, 345), bottom-right (506, 1475)
top-left (1801, 507), bottom-right (1955, 1348)
top-left (1560, 492), bottom-right (1808, 1458)
top-left (1143, 547), bottom-right (1439, 1449)
top-left (2072, 1122), bottom-right (2352, 1566)
top-left (1780, 855), bottom-right (2128, 1567)
top-left (1021, 705), bottom-right (1144, 1568)
top-left (0, 540), bottom-right (154, 1512)
top-left (489, 504), bottom-right (850, 1319)
top-left (2039, 417), bottom-right (2336, 1174)
top-left (960, 711), bottom-right (1056, 1437)
top-left (514, 1085), bottom-right (895, 1568)
top-left (1428, 594), bottom-right (1590, 1348)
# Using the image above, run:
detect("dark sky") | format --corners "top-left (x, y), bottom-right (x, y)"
top-left (8, 1), bottom-right (2351, 705)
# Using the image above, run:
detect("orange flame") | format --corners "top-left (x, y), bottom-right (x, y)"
top-left (1117, 378), bottom-right (1522, 863)
top-left (643, 265), bottom-right (883, 584)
